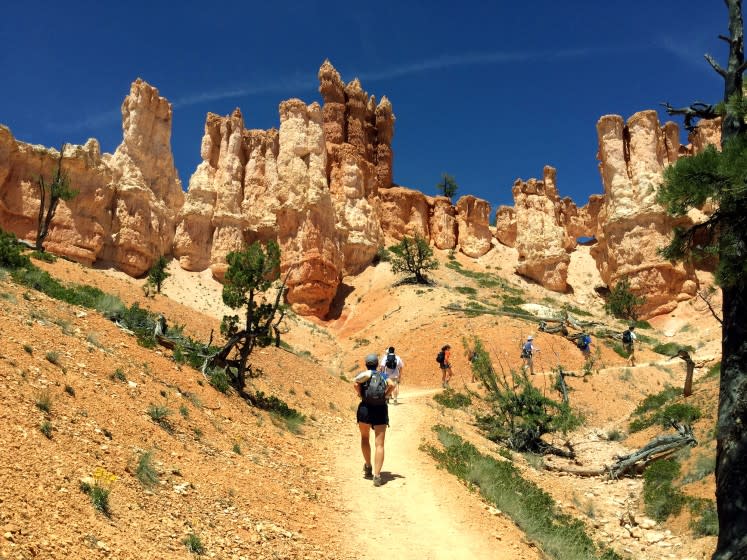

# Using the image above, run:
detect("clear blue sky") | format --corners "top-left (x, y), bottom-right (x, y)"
top-left (0, 1), bottom-right (729, 209)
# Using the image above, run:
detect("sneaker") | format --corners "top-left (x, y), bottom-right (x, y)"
top-left (363, 464), bottom-right (373, 479)
top-left (373, 475), bottom-right (383, 487)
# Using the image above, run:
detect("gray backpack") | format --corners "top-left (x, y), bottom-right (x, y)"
top-left (362, 371), bottom-right (387, 405)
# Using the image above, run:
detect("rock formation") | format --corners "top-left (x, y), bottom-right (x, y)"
top-left (0, 79), bottom-right (183, 275)
top-left (512, 166), bottom-right (572, 292)
top-left (378, 186), bottom-right (430, 243)
top-left (494, 205), bottom-right (516, 248)
top-left (103, 79), bottom-right (184, 276)
top-left (455, 195), bottom-right (492, 258)
top-left (429, 196), bottom-right (457, 250)
top-left (592, 110), bottom-right (698, 316)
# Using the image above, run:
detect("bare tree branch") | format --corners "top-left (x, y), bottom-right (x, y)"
top-left (706, 53), bottom-right (729, 77)
top-left (661, 101), bottom-right (719, 131)
top-left (697, 290), bottom-right (724, 325)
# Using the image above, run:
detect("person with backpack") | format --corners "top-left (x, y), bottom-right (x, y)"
top-left (354, 353), bottom-right (395, 487)
top-left (521, 335), bottom-right (538, 375)
top-left (380, 346), bottom-right (404, 404)
top-left (436, 344), bottom-right (453, 388)
top-left (577, 333), bottom-right (592, 362)
top-left (623, 325), bottom-right (637, 366)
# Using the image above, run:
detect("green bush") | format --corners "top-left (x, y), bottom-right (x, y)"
top-left (30, 250), bottom-right (56, 263)
top-left (455, 286), bottom-right (477, 296)
top-left (604, 275), bottom-right (645, 320)
top-left (209, 368), bottom-right (231, 393)
top-left (689, 499), bottom-right (719, 536)
top-left (80, 481), bottom-right (111, 516)
top-left (110, 368), bottom-right (127, 383)
top-left (183, 533), bottom-right (205, 555)
top-left (652, 342), bottom-right (695, 356)
top-left (643, 459), bottom-right (686, 522)
top-left (35, 389), bottom-right (52, 414)
top-left (0, 229), bottom-right (31, 269)
top-left (433, 390), bottom-right (472, 409)
top-left (147, 404), bottom-right (173, 431)
top-left (633, 386), bottom-right (680, 415)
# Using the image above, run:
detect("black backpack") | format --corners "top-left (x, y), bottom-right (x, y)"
top-left (436, 351), bottom-right (445, 365)
top-left (362, 371), bottom-right (387, 405)
top-left (385, 353), bottom-right (397, 370)
top-left (622, 330), bottom-right (632, 344)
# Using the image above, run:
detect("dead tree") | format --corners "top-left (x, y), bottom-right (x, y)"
top-left (544, 422), bottom-right (698, 478)
top-left (670, 350), bottom-right (696, 397)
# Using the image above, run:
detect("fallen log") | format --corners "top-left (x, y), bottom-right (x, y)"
top-left (542, 422), bottom-right (697, 479)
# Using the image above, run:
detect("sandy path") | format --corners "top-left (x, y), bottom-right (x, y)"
top-left (329, 386), bottom-right (539, 560)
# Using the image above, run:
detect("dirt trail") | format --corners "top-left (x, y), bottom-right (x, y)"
top-left (329, 386), bottom-right (539, 560)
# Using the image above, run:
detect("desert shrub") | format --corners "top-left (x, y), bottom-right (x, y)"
top-left (689, 499), bottom-right (719, 536)
top-left (704, 361), bottom-right (721, 379)
top-left (147, 404), bottom-right (173, 431)
top-left (64, 384), bottom-right (75, 396)
top-left (135, 451), bottom-right (158, 488)
top-left (455, 286), bottom-right (477, 296)
top-left (80, 467), bottom-right (116, 517)
top-left (35, 389), bottom-right (52, 414)
top-left (606, 429), bottom-right (624, 441)
top-left (232, 442), bottom-right (242, 455)
top-left (23, 344), bottom-right (33, 355)
top-left (209, 368), bottom-right (231, 393)
top-left (633, 386), bottom-right (680, 415)
top-left (40, 420), bottom-right (53, 439)
top-left (0, 229), bottom-right (31, 269)
top-left (183, 533), bottom-right (205, 555)
top-left (30, 250), bottom-right (56, 263)
top-left (652, 342), bottom-right (695, 356)
top-left (682, 453), bottom-right (716, 484)
top-left (179, 405), bottom-right (189, 418)
top-left (643, 459), bottom-right (686, 521)
top-left (110, 368), bottom-right (127, 383)
top-left (45, 350), bottom-right (60, 365)
top-left (433, 389), bottom-right (472, 409)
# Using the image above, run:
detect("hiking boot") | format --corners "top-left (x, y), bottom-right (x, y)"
top-left (393, 398), bottom-right (398, 405)
top-left (373, 475), bottom-right (383, 487)
top-left (363, 464), bottom-right (373, 479)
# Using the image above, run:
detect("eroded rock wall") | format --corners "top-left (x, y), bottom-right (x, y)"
top-left (593, 110), bottom-right (697, 316)
top-left (0, 79), bottom-right (182, 275)
top-left (512, 166), bottom-right (571, 292)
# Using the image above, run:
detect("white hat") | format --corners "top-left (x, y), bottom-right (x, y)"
top-left (527, 335), bottom-right (533, 340)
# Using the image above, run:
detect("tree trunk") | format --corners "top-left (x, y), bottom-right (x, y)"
top-left (714, 284), bottom-right (747, 559)
top-left (713, 2), bottom-right (747, 557)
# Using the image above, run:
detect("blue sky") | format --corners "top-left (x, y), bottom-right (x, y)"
top-left (0, 1), bottom-right (729, 209)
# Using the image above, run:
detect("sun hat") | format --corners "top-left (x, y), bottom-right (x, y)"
top-left (527, 335), bottom-right (533, 340)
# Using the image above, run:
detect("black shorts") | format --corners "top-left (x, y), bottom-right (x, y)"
top-left (356, 402), bottom-right (389, 427)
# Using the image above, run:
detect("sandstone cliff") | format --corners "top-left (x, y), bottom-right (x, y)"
top-left (512, 166), bottom-right (572, 292)
top-left (0, 79), bottom-right (183, 275)
top-left (592, 110), bottom-right (698, 316)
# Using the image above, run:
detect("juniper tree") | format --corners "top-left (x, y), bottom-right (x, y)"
top-left (389, 234), bottom-right (438, 284)
top-left (657, 2), bottom-right (747, 556)
top-left (604, 276), bottom-right (646, 321)
top-left (208, 240), bottom-right (286, 396)
top-left (36, 146), bottom-right (78, 251)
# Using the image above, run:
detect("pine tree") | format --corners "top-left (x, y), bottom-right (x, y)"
top-left (146, 256), bottom-right (170, 294)
top-left (657, 2), bottom-right (747, 556)
top-left (604, 276), bottom-right (646, 321)
top-left (435, 172), bottom-right (458, 199)
top-left (208, 240), bottom-right (286, 395)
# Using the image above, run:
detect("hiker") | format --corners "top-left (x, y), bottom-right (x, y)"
top-left (521, 335), bottom-right (538, 375)
top-left (354, 353), bottom-right (395, 487)
top-left (623, 325), bottom-right (637, 366)
top-left (577, 333), bottom-right (592, 362)
top-left (380, 346), bottom-right (404, 404)
top-left (436, 344), bottom-right (453, 388)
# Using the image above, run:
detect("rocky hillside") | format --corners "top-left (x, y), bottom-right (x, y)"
top-left (0, 236), bottom-right (722, 558)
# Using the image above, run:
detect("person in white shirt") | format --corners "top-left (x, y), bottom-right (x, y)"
top-left (380, 346), bottom-right (404, 404)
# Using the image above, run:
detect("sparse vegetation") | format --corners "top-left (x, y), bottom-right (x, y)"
top-left (80, 467), bottom-right (116, 517)
top-left (426, 427), bottom-right (621, 560)
top-left (629, 388), bottom-right (702, 433)
top-left (35, 389), bottom-right (52, 414)
top-left (433, 389), bottom-right (472, 409)
top-left (606, 429), bottom-right (623, 441)
top-left (23, 344), bottom-right (32, 355)
top-left (652, 342), bottom-right (695, 356)
top-left (145, 255), bottom-right (170, 294)
top-left (147, 404), bottom-right (173, 431)
top-left (689, 499), bottom-right (719, 536)
top-left (110, 368), bottom-right (127, 383)
top-left (232, 442), bottom-right (242, 455)
top-left (135, 451), bottom-right (159, 488)
top-left (0, 229), bottom-right (31, 270)
top-left (183, 533), bottom-right (205, 555)
top-left (35, 145), bottom-right (78, 251)
top-left (179, 405), bottom-right (189, 418)
top-left (435, 172), bottom-right (458, 199)
top-left (64, 384), bottom-right (75, 396)
top-left (642, 459), bottom-right (686, 522)
top-left (40, 420), bottom-right (53, 439)
top-left (208, 368), bottom-right (231, 393)
top-left (45, 350), bottom-right (61, 365)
